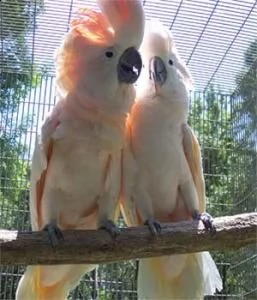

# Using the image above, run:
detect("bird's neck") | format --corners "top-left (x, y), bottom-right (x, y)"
top-left (63, 92), bottom-right (127, 131)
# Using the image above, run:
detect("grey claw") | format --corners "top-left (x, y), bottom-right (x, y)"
top-left (193, 211), bottom-right (216, 233)
top-left (43, 222), bottom-right (63, 248)
top-left (99, 219), bottom-right (120, 237)
top-left (144, 217), bottom-right (162, 236)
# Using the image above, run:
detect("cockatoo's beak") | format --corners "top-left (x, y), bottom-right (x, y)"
top-left (149, 56), bottom-right (167, 86)
top-left (118, 47), bottom-right (142, 84)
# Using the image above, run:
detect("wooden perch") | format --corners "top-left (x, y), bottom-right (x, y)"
top-left (0, 213), bottom-right (256, 266)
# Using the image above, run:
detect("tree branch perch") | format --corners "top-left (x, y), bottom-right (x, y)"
top-left (0, 213), bottom-right (256, 266)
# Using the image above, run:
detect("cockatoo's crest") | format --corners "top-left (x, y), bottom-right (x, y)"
top-left (98, 0), bottom-right (144, 45)
top-left (70, 0), bottom-right (144, 47)
top-left (141, 19), bottom-right (193, 90)
top-left (71, 9), bottom-right (114, 45)
top-left (141, 19), bottom-right (174, 55)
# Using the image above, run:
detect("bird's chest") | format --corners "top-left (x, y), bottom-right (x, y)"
top-left (136, 119), bottom-right (185, 173)
top-left (54, 119), bottom-right (125, 153)
top-left (49, 120), bottom-right (123, 193)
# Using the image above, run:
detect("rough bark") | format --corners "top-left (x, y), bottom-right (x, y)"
top-left (0, 213), bottom-right (256, 265)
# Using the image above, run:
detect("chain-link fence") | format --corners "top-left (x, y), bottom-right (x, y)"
top-left (1, 0), bottom-right (256, 299)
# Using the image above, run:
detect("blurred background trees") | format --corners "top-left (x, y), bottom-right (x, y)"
top-left (189, 39), bottom-right (256, 299)
top-left (0, 1), bottom-right (44, 297)
top-left (0, 0), bottom-right (44, 230)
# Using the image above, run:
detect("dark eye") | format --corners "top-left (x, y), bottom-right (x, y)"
top-left (168, 59), bottom-right (173, 65)
top-left (105, 51), bottom-right (114, 58)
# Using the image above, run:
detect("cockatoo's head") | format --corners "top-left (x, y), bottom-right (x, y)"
top-left (56, 0), bottom-right (144, 114)
top-left (137, 20), bottom-right (193, 100)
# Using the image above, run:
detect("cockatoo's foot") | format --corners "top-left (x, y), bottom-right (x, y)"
top-left (43, 221), bottom-right (64, 248)
top-left (144, 217), bottom-right (162, 236)
top-left (193, 211), bottom-right (216, 233)
top-left (99, 219), bottom-right (120, 237)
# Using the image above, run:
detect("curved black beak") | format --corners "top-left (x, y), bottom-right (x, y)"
top-left (117, 47), bottom-right (142, 84)
top-left (149, 56), bottom-right (167, 86)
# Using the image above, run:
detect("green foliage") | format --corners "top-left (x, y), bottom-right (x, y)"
top-left (189, 89), bottom-right (235, 216)
top-left (0, 0), bottom-right (44, 228)
top-left (234, 39), bottom-right (257, 147)
top-left (0, 1), bottom-right (44, 299)
top-left (231, 39), bottom-right (257, 216)
top-left (1, 0), bottom-right (44, 37)
top-left (72, 264), bottom-right (137, 299)
top-left (228, 39), bottom-right (257, 299)
top-left (189, 85), bottom-right (256, 297)
top-left (0, 133), bottom-right (30, 229)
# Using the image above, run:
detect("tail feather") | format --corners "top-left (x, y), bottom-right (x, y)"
top-left (138, 254), bottom-right (204, 300)
top-left (202, 252), bottom-right (223, 295)
top-left (16, 264), bottom-right (96, 300)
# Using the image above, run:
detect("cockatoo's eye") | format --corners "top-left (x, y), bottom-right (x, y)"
top-left (168, 59), bottom-right (173, 66)
top-left (105, 51), bottom-right (114, 58)
top-left (103, 47), bottom-right (117, 60)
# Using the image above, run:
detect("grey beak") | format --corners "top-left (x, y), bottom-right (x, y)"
top-left (150, 56), bottom-right (167, 86)
top-left (117, 47), bottom-right (142, 84)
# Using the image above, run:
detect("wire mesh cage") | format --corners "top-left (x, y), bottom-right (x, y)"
top-left (0, 0), bottom-right (256, 299)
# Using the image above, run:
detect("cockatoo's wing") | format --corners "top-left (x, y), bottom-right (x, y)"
top-left (120, 115), bottom-right (140, 227)
top-left (182, 124), bottom-right (223, 294)
top-left (182, 123), bottom-right (206, 212)
top-left (30, 112), bottom-right (60, 231)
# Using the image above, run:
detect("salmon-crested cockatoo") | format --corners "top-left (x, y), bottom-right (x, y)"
top-left (16, 1), bottom-right (144, 299)
top-left (120, 20), bottom-right (223, 300)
